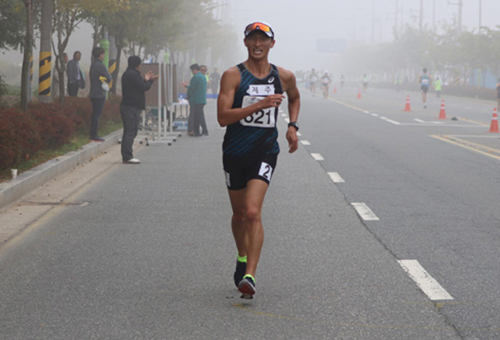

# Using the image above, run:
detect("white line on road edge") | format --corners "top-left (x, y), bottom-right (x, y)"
top-left (350, 203), bottom-right (379, 221)
top-left (328, 172), bottom-right (345, 183)
top-left (311, 153), bottom-right (324, 161)
top-left (301, 140), bottom-right (311, 145)
top-left (398, 260), bottom-right (454, 301)
top-left (371, 113), bottom-right (379, 117)
top-left (414, 119), bottom-right (425, 123)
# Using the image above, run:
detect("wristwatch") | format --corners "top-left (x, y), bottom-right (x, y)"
top-left (288, 122), bottom-right (299, 131)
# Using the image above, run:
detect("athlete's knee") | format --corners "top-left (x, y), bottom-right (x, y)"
top-left (245, 207), bottom-right (261, 224)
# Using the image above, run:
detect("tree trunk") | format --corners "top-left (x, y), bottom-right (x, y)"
top-left (21, 0), bottom-right (34, 111)
top-left (38, 0), bottom-right (53, 103)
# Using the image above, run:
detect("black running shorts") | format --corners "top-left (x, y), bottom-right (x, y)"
top-left (223, 153), bottom-right (278, 190)
top-left (421, 85), bottom-right (429, 94)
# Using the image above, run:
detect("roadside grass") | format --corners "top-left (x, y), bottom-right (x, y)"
top-left (0, 122), bottom-right (122, 183)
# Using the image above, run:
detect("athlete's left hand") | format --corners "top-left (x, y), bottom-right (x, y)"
top-left (286, 127), bottom-right (299, 153)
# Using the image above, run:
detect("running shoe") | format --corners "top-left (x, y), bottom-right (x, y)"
top-left (238, 275), bottom-right (256, 299)
top-left (234, 259), bottom-right (247, 288)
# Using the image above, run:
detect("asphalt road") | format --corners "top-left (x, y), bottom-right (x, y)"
top-left (0, 87), bottom-right (499, 339)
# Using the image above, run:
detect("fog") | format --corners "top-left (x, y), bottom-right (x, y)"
top-left (225, 0), bottom-right (500, 72)
top-left (1, 0), bottom-right (500, 85)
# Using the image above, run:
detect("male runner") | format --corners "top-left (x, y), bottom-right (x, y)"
top-left (309, 68), bottom-right (318, 96)
top-left (217, 22), bottom-right (300, 299)
top-left (320, 71), bottom-right (331, 99)
top-left (420, 68), bottom-right (432, 108)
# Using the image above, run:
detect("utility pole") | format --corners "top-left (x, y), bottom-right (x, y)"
top-left (448, 0), bottom-right (463, 34)
top-left (479, 0), bottom-right (482, 32)
top-left (371, 0), bottom-right (375, 44)
top-left (419, 0), bottom-right (424, 32)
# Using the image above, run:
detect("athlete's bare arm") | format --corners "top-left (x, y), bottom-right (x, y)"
top-left (217, 66), bottom-right (285, 127)
top-left (278, 67), bottom-right (300, 153)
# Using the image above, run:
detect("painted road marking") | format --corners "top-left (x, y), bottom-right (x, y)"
top-left (301, 140), bottom-right (311, 145)
top-left (351, 202), bottom-right (379, 221)
top-left (284, 118), bottom-right (290, 123)
top-left (431, 134), bottom-right (500, 161)
top-left (381, 117), bottom-right (401, 125)
top-left (414, 119), bottom-right (425, 123)
top-left (297, 132), bottom-right (302, 137)
top-left (398, 260), bottom-right (454, 301)
top-left (281, 113), bottom-right (287, 117)
top-left (328, 172), bottom-right (345, 183)
top-left (311, 153), bottom-right (324, 161)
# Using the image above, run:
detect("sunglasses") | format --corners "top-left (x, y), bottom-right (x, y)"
top-left (244, 22), bottom-right (274, 38)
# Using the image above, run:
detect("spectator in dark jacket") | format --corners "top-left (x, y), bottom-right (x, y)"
top-left (89, 47), bottom-right (112, 142)
top-left (120, 56), bottom-right (159, 164)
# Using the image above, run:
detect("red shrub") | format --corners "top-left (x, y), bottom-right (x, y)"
top-left (0, 107), bottom-right (41, 169)
top-left (0, 96), bottom-right (121, 172)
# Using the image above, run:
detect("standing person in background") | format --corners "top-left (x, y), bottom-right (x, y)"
top-left (67, 51), bottom-right (82, 97)
top-left (120, 56), bottom-right (159, 164)
top-left (419, 68), bottom-right (432, 108)
top-left (89, 47), bottom-right (112, 142)
top-left (210, 68), bottom-right (221, 95)
top-left (434, 76), bottom-right (442, 98)
top-left (217, 21), bottom-right (300, 299)
top-left (200, 65), bottom-right (209, 93)
top-left (186, 63), bottom-right (208, 137)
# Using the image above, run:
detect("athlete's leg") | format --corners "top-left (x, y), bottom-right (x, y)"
top-left (228, 179), bottom-right (268, 278)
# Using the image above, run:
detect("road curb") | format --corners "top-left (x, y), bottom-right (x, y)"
top-left (0, 130), bottom-right (122, 210)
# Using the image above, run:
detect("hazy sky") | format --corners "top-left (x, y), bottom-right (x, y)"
top-left (2, 0), bottom-right (500, 79)
top-left (224, 0), bottom-right (500, 71)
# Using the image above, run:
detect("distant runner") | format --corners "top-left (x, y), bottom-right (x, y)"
top-left (309, 68), bottom-right (318, 97)
top-left (419, 68), bottom-right (432, 108)
top-left (320, 71), bottom-right (331, 99)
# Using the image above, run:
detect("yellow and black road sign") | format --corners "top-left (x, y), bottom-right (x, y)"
top-left (38, 51), bottom-right (51, 96)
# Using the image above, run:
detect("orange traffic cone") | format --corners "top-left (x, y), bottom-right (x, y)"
top-left (404, 94), bottom-right (411, 112)
top-left (438, 99), bottom-right (446, 119)
top-left (489, 107), bottom-right (499, 133)
top-left (333, 86), bottom-right (337, 94)
top-left (357, 87), bottom-right (362, 99)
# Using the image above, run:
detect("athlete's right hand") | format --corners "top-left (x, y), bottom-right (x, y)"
top-left (259, 94), bottom-right (285, 109)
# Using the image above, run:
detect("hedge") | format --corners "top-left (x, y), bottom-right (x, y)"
top-left (0, 95), bottom-right (122, 171)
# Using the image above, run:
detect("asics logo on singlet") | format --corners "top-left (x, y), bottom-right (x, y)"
top-left (268, 77), bottom-right (274, 83)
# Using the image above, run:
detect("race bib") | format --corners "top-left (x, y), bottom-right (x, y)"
top-left (240, 95), bottom-right (276, 128)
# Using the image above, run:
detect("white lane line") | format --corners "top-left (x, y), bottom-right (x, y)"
top-left (284, 118), bottom-right (290, 123)
top-left (297, 132), bottom-right (302, 137)
top-left (371, 113), bottom-right (379, 117)
top-left (398, 260), bottom-right (454, 301)
top-left (414, 119), bottom-right (425, 123)
top-left (328, 172), bottom-right (345, 183)
top-left (281, 113), bottom-right (287, 117)
top-left (351, 202), bottom-right (379, 221)
top-left (381, 117), bottom-right (401, 125)
top-left (311, 153), bottom-right (324, 161)
top-left (301, 140), bottom-right (311, 145)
